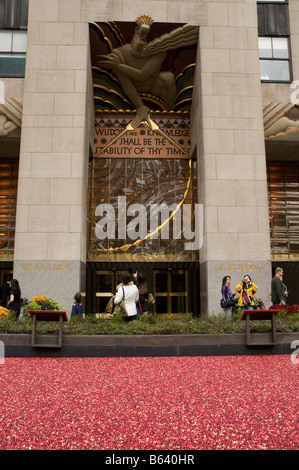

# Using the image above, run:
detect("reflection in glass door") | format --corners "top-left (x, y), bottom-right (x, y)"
top-left (0, 269), bottom-right (13, 286)
top-left (95, 270), bottom-right (127, 313)
top-left (154, 270), bottom-right (188, 316)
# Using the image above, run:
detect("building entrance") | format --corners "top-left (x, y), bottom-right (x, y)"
top-left (92, 268), bottom-right (189, 316)
top-left (85, 263), bottom-right (199, 316)
top-left (95, 269), bottom-right (128, 314)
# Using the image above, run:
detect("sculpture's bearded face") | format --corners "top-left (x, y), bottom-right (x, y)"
top-left (131, 24), bottom-right (150, 55)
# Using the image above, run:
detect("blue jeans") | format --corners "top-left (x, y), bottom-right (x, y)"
top-left (241, 305), bottom-right (254, 313)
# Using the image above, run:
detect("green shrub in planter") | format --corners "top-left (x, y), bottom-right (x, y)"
top-left (21, 296), bottom-right (60, 323)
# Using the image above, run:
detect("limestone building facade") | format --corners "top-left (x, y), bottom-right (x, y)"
top-left (0, 0), bottom-right (299, 317)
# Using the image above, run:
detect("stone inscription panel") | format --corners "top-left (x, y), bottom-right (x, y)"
top-left (94, 115), bottom-right (191, 158)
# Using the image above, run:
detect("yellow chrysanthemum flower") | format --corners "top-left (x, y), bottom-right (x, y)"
top-left (0, 306), bottom-right (10, 318)
top-left (31, 295), bottom-right (49, 303)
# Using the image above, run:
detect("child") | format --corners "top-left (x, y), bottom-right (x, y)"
top-left (71, 292), bottom-right (84, 321)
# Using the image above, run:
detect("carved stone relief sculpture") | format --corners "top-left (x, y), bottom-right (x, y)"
top-left (264, 102), bottom-right (299, 139)
top-left (88, 18), bottom-right (199, 261)
top-left (95, 16), bottom-right (199, 128)
top-left (0, 98), bottom-right (22, 136)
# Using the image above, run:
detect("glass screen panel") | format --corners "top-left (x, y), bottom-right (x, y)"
top-left (0, 159), bottom-right (18, 258)
top-left (268, 163), bottom-right (299, 259)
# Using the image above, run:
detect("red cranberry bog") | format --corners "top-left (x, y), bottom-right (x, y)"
top-left (0, 355), bottom-right (298, 451)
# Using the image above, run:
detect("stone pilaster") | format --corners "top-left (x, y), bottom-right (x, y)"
top-left (191, 0), bottom-right (271, 316)
top-left (14, 0), bottom-right (94, 315)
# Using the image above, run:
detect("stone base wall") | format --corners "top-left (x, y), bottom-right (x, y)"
top-left (200, 260), bottom-right (272, 318)
top-left (13, 260), bottom-right (86, 316)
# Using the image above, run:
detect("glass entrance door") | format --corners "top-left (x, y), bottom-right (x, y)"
top-left (95, 269), bottom-right (128, 313)
top-left (154, 269), bottom-right (188, 317)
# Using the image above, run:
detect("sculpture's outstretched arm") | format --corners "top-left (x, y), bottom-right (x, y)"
top-left (98, 52), bottom-right (165, 82)
top-left (139, 24), bottom-right (199, 57)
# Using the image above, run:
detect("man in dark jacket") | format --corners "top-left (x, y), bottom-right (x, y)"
top-left (0, 275), bottom-right (12, 307)
top-left (271, 267), bottom-right (286, 305)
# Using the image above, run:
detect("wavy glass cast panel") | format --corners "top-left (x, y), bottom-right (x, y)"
top-left (88, 158), bottom-right (198, 262)
top-left (267, 162), bottom-right (299, 259)
top-left (0, 159), bottom-right (18, 259)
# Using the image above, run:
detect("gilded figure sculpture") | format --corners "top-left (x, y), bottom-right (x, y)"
top-left (97, 16), bottom-right (199, 128)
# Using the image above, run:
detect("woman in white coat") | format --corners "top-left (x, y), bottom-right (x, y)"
top-left (114, 272), bottom-right (139, 321)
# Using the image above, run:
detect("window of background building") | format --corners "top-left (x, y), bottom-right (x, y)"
top-left (257, 0), bottom-right (291, 82)
top-left (0, 0), bottom-right (28, 77)
top-left (0, 29), bottom-right (27, 76)
top-left (259, 36), bottom-right (291, 81)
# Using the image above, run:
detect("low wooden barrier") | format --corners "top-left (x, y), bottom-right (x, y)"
top-left (240, 309), bottom-right (280, 346)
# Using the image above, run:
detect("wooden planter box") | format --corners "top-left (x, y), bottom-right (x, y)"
top-left (29, 310), bottom-right (68, 349)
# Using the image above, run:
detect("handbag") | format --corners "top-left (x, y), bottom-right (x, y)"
top-left (148, 293), bottom-right (155, 304)
top-left (113, 287), bottom-right (128, 317)
top-left (220, 297), bottom-right (235, 309)
top-left (105, 295), bottom-right (115, 314)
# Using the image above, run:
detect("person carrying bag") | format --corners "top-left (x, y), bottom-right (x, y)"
top-left (220, 275), bottom-right (236, 317)
top-left (114, 272), bottom-right (139, 321)
top-left (235, 274), bottom-right (258, 313)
